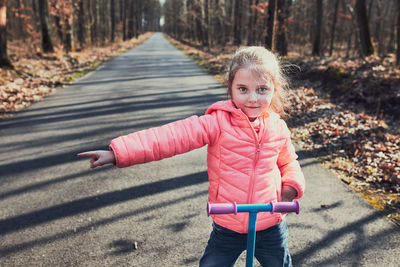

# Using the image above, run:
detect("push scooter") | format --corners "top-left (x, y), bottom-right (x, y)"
top-left (207, 200), bottom-right (300, 267)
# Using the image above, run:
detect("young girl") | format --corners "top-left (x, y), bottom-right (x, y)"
top-left (78, 46), bottom-right (305, 267)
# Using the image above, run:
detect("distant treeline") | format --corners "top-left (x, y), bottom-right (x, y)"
top-left (1, 0), bottom-right (400, 68)
top-left (163, 0), bottom-right (400, 64)
top-left (0, 0), bottom-right (161, 67)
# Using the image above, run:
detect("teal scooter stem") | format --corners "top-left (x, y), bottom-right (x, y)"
top-left (207, 201), bottom-right (300, 267)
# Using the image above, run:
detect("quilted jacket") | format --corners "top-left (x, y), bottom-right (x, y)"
top-left (110, 100), bottom-right (305, 233)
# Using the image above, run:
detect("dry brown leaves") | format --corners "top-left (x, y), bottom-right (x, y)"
top-left (0, 32), bottom-right (153, 119)
top-left (287, 84), bottom-right (400, 224)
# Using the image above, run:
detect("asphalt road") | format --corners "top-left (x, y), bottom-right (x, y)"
top-left (1, 33), bottom-right (399, 267)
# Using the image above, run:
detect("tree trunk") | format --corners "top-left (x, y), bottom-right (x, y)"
top-left (214, 0), bottom-right (225, 46)
top-left (64, 10), bottom-right (74, 52)
top-left (122, 0), bottom-right (127, 40)
top-left (329, 0), bottom-right (340, 56)
top-left (135, 0), bottom-right (141, 38)
top-left (355, 0), bottom-right (375, 56)
top-left (52, 0), bottom-right (64, 45)
top-left (95, 0), bottom-right (101, 44)
top-left (88, 0), bottom-right (95, 45)
top-left (78, 0), bottom-right (85, 49)
top-left (373, 0), bottom-right (382, 55)
top-left (397, 0), bottom-right (400, 65)
top-left (233, 0), bottom-right (241, 46)
top-left (265, 0), bottom-right (276, 50)
top-left (102, 0), bottom-right (108, 43)
top-left (224, 0), bottom-right (233, 44)
top-left (38, 0), bottom-right (54, 52)
top-left (186, 0), bottom-right (195, 41)
top-left (247, 0), bottom-right (258, 45)
top-left (128, 0), bottom-right (134, 39)
top-left (312, 0), bottom-right (323, 56)
top-left (204, 0), bottom-right (210, 48)
top-left (111, 0), bottom-right (115, 42)
top-left (0, 0), bottom-right (12, 68)
top-left (276, 0), bottom-right (289, 55)
top-left (194, 0), bottom-right (205, 44)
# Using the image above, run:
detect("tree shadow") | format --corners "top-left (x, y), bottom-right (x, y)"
top-left (0, 171), bottom-right (208, 236)
top-left (165, 221), bottom-right (190, 233)
top-left (0, 92), bottom-right (225, 131)
top-left (0, 166), bottom-right (112, 200)
top-left (291, 211), bottom-right (399, 266)
top-left (0, 189), bottom-right (208, 256)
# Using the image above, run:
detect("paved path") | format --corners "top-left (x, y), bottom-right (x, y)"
top-left (1, 33), bottom-right (399, 267)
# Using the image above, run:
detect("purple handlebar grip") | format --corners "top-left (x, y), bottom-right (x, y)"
top-left (207, 202), bottom-right (237, 216)
top-left (271, 200), bottom-right (300, 214)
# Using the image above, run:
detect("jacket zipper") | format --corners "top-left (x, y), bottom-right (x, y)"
top-left (244, 115), bottom-right (267, 233)
top-left (246, 118), bottom-right (266, 205)
top-left (247, 142), bottom-right (261, 203)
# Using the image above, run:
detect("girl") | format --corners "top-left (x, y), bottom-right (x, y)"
top-left (78, 46), bottom-right (305, 267)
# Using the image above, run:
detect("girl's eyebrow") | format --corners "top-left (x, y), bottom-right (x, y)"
top-left (236, 83), bottom-right (270, 88)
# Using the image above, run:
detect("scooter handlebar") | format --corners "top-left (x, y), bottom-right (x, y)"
top-left (271, 200), bottom-right (300, 214)
top-left (207, 202), bottom-right (237, 216)
top-left (207, 200), bottom-right (300, 216)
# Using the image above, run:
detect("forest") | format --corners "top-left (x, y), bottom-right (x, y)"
top-left (0, 0), bottom-right (399, 223)
top-left (1, 0), bottom-right (399, 62)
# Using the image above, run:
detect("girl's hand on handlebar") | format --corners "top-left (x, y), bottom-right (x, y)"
top-left (281, 185), bottom-right (297, 202)
top-left (77, 150), bottom-right (116, 168)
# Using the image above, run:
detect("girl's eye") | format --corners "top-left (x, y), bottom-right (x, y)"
top-left (238, 87), bottom-right (247, 93)
top-left (257, 88), bottom-right (269, 94)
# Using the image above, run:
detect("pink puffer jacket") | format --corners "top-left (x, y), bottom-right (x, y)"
top-left (110, 100), bottom-right (305, 233)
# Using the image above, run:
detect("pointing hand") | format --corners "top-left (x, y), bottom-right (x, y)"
top-left (77, 150), bottom-right (116, 168)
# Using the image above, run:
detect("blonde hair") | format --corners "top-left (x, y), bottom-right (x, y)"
top-left (227, 46), bottom-right (289, 116)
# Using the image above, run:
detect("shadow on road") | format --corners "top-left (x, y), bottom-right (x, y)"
top-left (0, 171), bottom-right (208, 236)
top-left (0, 175), bottom-right (208, 257)
top-left (291, 211), bottom-right (399, 266)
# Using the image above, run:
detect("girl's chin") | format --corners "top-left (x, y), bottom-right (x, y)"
top-left (246, 114), bottom-right (260, 121)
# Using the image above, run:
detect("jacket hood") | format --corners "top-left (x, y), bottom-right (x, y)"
top-left (205, 100), bottom-right (238, 115)
top-left (205, 100), bottom-right (280, 126)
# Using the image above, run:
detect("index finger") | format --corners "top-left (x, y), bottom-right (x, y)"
top-left (77, 151), bottom-right (96, 157)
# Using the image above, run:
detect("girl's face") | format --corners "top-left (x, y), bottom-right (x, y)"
top-left (231, 68), bottom-right (275, 121)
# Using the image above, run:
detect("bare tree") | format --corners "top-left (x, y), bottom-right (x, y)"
top-left (0, 0), bottom-right (12, 68)
top-left (64, 0), bottom-right (74, 52)
top-left (233, 0), bottom-right (242, 45)
top-left (39, 0), bottom-right (54, 52)
top-left (77, 0), bottom-right (86, 49)
top-left (397, 0), bottom-right (400, 65)
top-left (276, 0), bottom-right (290, 56)
top-left (355, 0), bottom-right (375, 56)
top-left (312, 0), bottom-right (323, 56)
top-left (329, 0), bottom-right (340, 56)
top-left (111, 0), bottom-right (115, 42)
top-left (265, 0), bottom-right (276, 50)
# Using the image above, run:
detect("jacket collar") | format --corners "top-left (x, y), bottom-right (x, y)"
top-left (206, 100), bottom-right (274, 128)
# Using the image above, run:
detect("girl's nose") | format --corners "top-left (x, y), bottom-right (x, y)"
top-left (248, 92), bottom-right (257, 103)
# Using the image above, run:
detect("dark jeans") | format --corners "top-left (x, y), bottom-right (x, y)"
top-left (199, 221), bottom-right (292, 267)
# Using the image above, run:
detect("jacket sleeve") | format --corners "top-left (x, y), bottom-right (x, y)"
top-left (276, 121), bottom-right (305, 199)
top-left (109, 114), bottom-right (220, 168)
